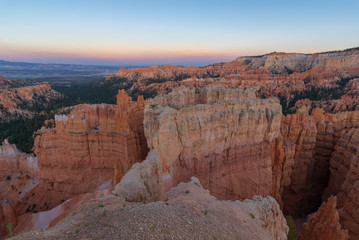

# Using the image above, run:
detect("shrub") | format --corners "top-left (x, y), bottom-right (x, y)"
top-left (5, 223), bottom-right (13, 237)
top-left (286, 215), bottom-right (298, 240)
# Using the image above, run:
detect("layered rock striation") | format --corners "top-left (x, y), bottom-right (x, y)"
top-left (0, 90), bottom-right (148, 239)
top-left (115, 85), bottom-right (285, 203)
top-left (34, 90), bottom-right (148, 195)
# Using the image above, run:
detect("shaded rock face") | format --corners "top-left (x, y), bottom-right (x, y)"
top-left (112, 150), bottom-right (163, 203)
top-left (322, 128), bottom-right (359, 239)
top-left (300, 196), bottom-right (348, 240)
top-left (0, 140), bottom-right (40, 234)
top-left (139, 85), bottom-right (283, 201)
top-left (34, 90), bottom-right (148, 196)
top-left (280, 108), bottom-right (359, 217)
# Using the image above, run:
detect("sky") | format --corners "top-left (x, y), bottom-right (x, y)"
top-left (0, 0), bottom-right (358, 66)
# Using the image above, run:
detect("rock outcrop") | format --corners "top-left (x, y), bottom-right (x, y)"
top-left (300, 196), bottom-right (348, 240)
top-left (321, 128), bottom-right (359, 239)
top-left (0, 90), bottom-right (149, 239)
top-left (116, 85), bottom-right (284, 203)
top-left (109, 49), bottom-right (359, 83)
top-left (279, 107), bottom-right (359, 217)
top-left (0, 77), bottom-right (62, 122)
top-left (34, 90), bottom-right (148, 196)
top-left (14, 178), bottom-right (288, 240)
top-left (107, 48), bottom-right (359, 115)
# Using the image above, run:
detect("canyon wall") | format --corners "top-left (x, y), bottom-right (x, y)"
top-left (114, 85), bottom-right (288, 204)
top-left (280, 108), bottom-right (359, 217)
top-left (0, 90), bottom-right (148, 238)
top-left (34, 90), bottom-right (148, 195)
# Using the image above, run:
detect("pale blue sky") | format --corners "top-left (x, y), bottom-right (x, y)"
top-left (0, 0), bottom-right (358, 66)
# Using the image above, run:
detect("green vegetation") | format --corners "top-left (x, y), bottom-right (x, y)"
top-left (185, 190), bottom-right (190, 194)
top-left (75, 228), bottom-right (80, 233)
top-left (0, 112), bottom-right (54, 153)
top-left (202, 209), bottom-right (208, 215)
top-left (129, 87), bottom-right (157, 100)
top-left (286, 215), bottom-right (298, 240)
top-left (98, 204), bottom-right (104, 208)
top-left (102, 209), bottom-right (107, 216)
top-left (250, 213), bottom-right (255, 219)
top-left (279, 76), bottom-right (358, 115)
top-left (151, 224), bottom-right (156, 230)
top-left (0, 76), bottom-right (162, 153)
top-left (5, 223), bottom-right (13, 237)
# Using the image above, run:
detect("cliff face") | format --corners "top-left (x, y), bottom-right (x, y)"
top-left (0, 140), bottom-right (39, 236)
top-left (34, 90), bottom-right (148, 196)
top-left (279, 108), bottom-right (359, 217)
top-left (322, 128), bottom-right (359, 239)
top-left (0, 90), bottom-right (148, 239)
top-left (0, 77), bottom-right (62, 122)
top-left (114, 85), bottom-right (285, 203)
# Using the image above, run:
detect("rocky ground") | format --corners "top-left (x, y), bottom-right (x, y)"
top-left (11, 178), bottom-right (287, 240)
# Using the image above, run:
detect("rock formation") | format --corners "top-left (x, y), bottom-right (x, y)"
top-left (0, 90), bottom-right (148, 239)
top-left (279, 107), bottom-right (359, 218)
top-left (321, 128), bottom-right (359, 239)
top-left (15, 178), bottom-right (288, 240)
top-left (300, 196), bottom-right (348, 240)
top-left (109, 49), bottom-right (359, 83)
top-left (0, 76), bottom-right (62, 122)
top-left (114, 85), bottom-right (285, 203)
top-left (107, 48), bottom-right (359, 115)
top-left (34, 90), bottom-right (148, 196)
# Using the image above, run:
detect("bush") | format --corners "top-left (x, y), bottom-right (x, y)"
top-left (286, 215), bottom-right (298, 240)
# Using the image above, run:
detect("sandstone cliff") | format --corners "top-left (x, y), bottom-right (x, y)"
top-left (34, 90), bottom-right (148, 196)
top-left (300, 196), bottom-right (348, 240)
top-left (0, 90), bottom-right (148, 239)
top-left (114, 85), bottom-right (286, 204)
